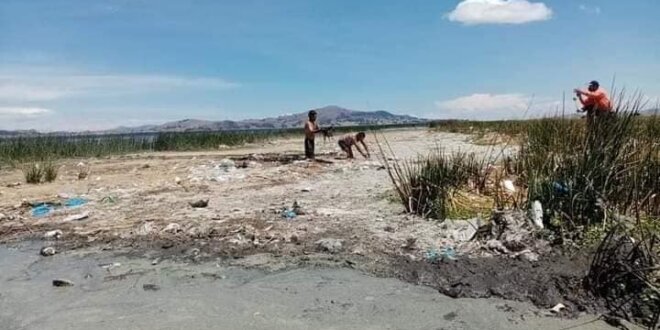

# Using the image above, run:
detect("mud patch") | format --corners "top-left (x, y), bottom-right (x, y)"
top-left (388, 250), bottom-right (605, 316)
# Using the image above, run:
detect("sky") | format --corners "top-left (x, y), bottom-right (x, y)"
top-left (1, 0), bottom-right (659, 131)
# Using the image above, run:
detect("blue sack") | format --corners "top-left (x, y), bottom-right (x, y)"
top-left (64, 197), bottom-right (87, 208)
top-left (32, 203), bottom-right (55, 217)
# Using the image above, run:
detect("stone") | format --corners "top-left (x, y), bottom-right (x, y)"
top-left (52, 279), bottom-right (74, 287)
top-left (44, 230), bottom-right (63, 239)
top-left (316, 238), bottom-right (344, 254)
top-left (40, 247), bottom-right (56, 256)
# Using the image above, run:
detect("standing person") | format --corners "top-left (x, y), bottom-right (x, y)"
top-left (338, 132), bottom-right (370, 159)
top-left (304, 110), bottom-right (321, 159)
top-left (574, 81), bottom-right (613, 121)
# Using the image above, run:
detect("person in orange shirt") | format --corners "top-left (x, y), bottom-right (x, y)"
top-left (574, 81), bottom-right (613, 119)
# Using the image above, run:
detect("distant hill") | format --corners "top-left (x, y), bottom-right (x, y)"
top-left (104, 106), bottom-right (425, 133)
top-left (0, 129), bottom-right (39, 138)
top-left (640, 108), bottom-right (658, 116)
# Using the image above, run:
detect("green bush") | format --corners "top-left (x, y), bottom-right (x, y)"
top-left (22, 163), bottom-right (43, 184)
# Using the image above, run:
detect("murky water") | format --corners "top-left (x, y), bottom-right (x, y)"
top-left (0, 243), bottom-right (612, 330)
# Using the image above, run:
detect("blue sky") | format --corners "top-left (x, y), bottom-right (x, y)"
top-left (1, 0), bottom-right (659, 131)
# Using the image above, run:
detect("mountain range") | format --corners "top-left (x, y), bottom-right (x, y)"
top-left (103, 105), bottom-right (425, 134)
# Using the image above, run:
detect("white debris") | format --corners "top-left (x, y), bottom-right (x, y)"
top-left (162, 223), bottom-right (182, 234)
top-left (63, 212), bottom-right (89, 222)
top-left (530, 201), bottom-right (544, 229)
top-left (174, 177), bottom-right (182, 184)
top-left (502, 180), bottom-right (516, 194)
top-left (137, 222), bottom-right (156, 236)
top-left (40, 247), bottom-right (57, 256)
top-left (550, 303), bottom-right (566, 314)
top-left (44, 230), bottom-right (63, 239)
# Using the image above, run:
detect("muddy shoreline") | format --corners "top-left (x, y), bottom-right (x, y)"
top-left (0, 241), bottom-right (616, 330)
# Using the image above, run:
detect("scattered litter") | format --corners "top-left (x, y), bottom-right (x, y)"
top-left (0, 213), bottom-right (6, 221)
top-left (99, 262), bottom-right (121, 270)
top-left (162, 223), bottom-right (182, 233)
top-left (40, 247), bottom-right (57, 256)
top-left (44, 230), bottom-right (63, 239)
top-left (151, 258), bottom-right (161, 266)
top-left (52, 279), bottom-right (74, 287)
top-left (502, 179), bottom-right (516, 194)
top-left (486, 239), bottom-right (509, 254)
top-left (552, 181), bottom-right (569, 195)
top-left (137, 222), bottom-right (156, 236)
top-left (530, 201), bottom-right (544, 229)
top-left (282, 210), bottom-right (297, 220)
top-left (63, 212), bottom-right (89, 222)
top-left (31, 196), bottom-right (88, 217)
top-left (189, 199), bottom-right (209, 208)
top-left (518, 250), bottom-right (539, 262)
top-left (143, 283), bottom-right (160, 291)
top-left (281, 200), bottom-right (304, 219)
top-left (440, 246), bottom-right (457, 261)
top-left (550, 303), bottom-right (566, 314)
top-left (425, 249), bottom-right (439, 263)
top-left (32, 203), bottom-right (56, 217)
top-left (64, 197), bottom-right (87, 208)
top-left (6, 182), bottom-right (21, 188)
top-left (174, 177), bottom-right (182, 184)
top-left (100, 196), bottom-right (118, 204)
top-left (426, 246), bottom-right (457, 262)
top-left (316, 238), bottom-right (344, 254)
top-left (301, 187), bottom-right (312, 192)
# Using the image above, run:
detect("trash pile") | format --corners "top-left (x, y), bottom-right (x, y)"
top-left (443, 210), bottom-right (551, 262)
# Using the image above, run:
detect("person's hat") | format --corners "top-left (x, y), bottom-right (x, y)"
top-left (588, 80), bottom-right (600, 87)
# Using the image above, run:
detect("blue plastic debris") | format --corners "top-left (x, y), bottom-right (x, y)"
top-left (426, 246), bottom-right (457, 263)
top-left (282, 209), bottom-right (297, 220)
top-left (425, 249), bottom-right (439, 263)
top-left (32, 203), bottom-right (55, 217)
top-left (64, 197), bottom-right (87, 208)
top-left (31, 196), bottom-right (88, 217)
top-left (552, 181), bottom-right (570, 195)
top-left (440, 246), bottom-right (457, 261)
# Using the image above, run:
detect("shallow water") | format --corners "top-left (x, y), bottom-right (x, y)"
top-left (0, 243), bottom-right (613, 330)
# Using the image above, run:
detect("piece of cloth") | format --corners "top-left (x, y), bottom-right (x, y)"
top-left (304, 137), bottom-right (315, 159)
top-left (581, 88), bottom-right (612, 112)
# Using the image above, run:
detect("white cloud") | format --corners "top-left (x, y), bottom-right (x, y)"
top-left (447, 0), bottom-right (553, 25)
top-left (434, 93), bottom-right (560, 120)
top-left (0, 72), bottom-right (239, 102)
top-left (0, 106), bottom-right (53, 119)
top-left (578, 4), bottom-right (601, 15)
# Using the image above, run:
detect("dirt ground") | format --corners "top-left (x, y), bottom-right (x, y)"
top-left (0, 128), bottom-right (613, 324)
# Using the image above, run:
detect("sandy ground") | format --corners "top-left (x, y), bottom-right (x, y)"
top-left (0, 128), bottom-right (508, 259)
top-left (0, 128), bottom-right (621, 329)
top-left (0, 242), bottom-right (615, 330)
